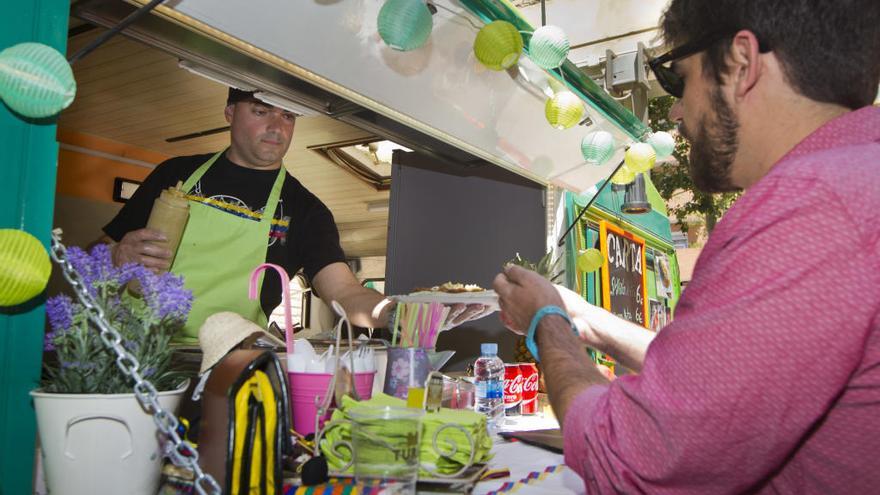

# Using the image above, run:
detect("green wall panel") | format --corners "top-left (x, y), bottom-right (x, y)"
top-left (0, 1), bottom-right (68, 493)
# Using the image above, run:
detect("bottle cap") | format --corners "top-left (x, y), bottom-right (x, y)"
top-left (481, 343), bottom-right (497, 355)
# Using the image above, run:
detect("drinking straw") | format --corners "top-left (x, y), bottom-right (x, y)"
top-left (249, 263), bottom-right (293, 355)
top-left (406, 304), bottom-right (419, 347)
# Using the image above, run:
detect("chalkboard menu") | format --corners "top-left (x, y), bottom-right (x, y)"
top-left (600, 221), bottom-right (648, 327)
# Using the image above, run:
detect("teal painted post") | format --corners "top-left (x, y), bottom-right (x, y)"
top-left (0, 1), bottom-right (68, 493)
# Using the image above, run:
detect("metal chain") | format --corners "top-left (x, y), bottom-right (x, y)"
top-left (49, 230), bottom-right (221, 495)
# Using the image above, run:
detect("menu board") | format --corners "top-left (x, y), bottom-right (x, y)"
top-left (600, 221), bottom-right (649, 327)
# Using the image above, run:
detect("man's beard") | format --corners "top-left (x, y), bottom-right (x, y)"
top-left (680, 87), bottom-right (741, 193)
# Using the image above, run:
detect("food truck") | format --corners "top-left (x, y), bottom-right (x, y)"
top-left (1, 1), bottom-right (679, 493)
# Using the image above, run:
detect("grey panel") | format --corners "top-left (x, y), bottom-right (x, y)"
top-left (386, 151), bottom-right (545, 369)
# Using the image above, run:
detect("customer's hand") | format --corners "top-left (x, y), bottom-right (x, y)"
top-left (493, 264), bottom-right (564, 335)
top-left (112, 228), bottom-right (172, 272)
top-left (553, 284), bottom-right (605, 349)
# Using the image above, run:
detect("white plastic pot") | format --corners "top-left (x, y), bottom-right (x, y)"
top-left (31, 382), bottom-right (187, 495)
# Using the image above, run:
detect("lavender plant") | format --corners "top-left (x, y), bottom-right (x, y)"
top-left (42, 244), bottom-right (192, 394)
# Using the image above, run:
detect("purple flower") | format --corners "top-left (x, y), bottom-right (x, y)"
top-left (135, 269), bottom-right (192, 321)
top-left (43, 331), bottom-right (55, 352)
top-left (46, 294), bottom-right (74, 332)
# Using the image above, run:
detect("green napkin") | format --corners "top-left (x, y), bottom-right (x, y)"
top-left (320, 393), bottom-right (493, 476)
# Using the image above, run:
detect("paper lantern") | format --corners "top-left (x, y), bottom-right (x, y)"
top-left (580, 131), bottom-right (615, 165)
top-left (474, 20), bottom-right (523, 71)
top-left (377, 0), bottom-right (433, 51)
top-left (528, 25), bottom-right (570, 69)
top-left (545, 91), bottom-right (584, 130)
top-left (0, 229), bottom-right (51, 306)
top-left (610, 164), bottom-right (636, 185)
top-left (624, 142), bottom-right (657, 173)
top-left (577, 248), bottom-right (604, 273)
top-left (0, 42), bottom-right (75, 118)
top-left (647, 131), bottom-right (676, 159)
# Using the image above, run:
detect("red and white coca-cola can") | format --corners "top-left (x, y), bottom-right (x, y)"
top-left (504, 364), bottom-right (523, 416)
top-left (519, 363), bottom-right (539, 415)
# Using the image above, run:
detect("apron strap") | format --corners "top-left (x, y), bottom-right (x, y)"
top-left (182, 151), bottom-right (224, 192)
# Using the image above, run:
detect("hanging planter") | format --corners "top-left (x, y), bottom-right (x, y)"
top-left (624, 142), bottom-right (657, 173)
top-left (0, 42), bottom-right (75, 118)
top-left (545, 91), bottom-right (584, 130)
top-left (580, 130), bottom-right (615, 165)
top-left (647, 131), bottom-right (676, 159)
top-left (0, 229), bottom-right (51, 306)
top-left (377, 0), bottom-right (434, 51)
top-left (474, 20), bottom-right (523, 71)
top-left (528, 25), bottom-right (570, 70)
top-left (577, 248), bottom-right (604, 272)
top-left (31, 384), bottom-right (188, 495)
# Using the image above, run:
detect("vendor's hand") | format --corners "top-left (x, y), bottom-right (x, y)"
top-left (112, 228), bottom-right (172, 272)
top-left (493, 264), bottom-right (565, 335)
top-left (440, 303), bottom-right (493, 331)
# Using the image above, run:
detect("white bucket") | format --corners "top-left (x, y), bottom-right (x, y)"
top-left (31, 383), bottom-right (187, 495)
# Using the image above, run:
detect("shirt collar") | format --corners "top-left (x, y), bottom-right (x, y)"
top-left (781, 105), bottom-right (880, 162)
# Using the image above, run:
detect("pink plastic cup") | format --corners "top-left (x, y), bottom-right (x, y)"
top-left (288, 371), bottom-right (376, 435)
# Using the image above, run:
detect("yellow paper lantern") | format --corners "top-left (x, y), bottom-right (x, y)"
top-left (610, 164), bottom-right (636, 185)
top-left (577, 248), bottom-right (604, 272)
top-left (624, 142), bottom-right (657, 173)
top-left (474, 21), bottom-right (523, 71)
top-left (0, 229), bottom-right (51, 306)
top-left (544, 91), bottom-right (584, 130)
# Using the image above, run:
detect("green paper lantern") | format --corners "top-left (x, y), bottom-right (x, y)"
top-left (528, 25), bottom-right (570, 69)
top-left (377, 0), bottom-right (433, 51)
top-left (474, 20), bottom-right (523, 71)
top-left (0, 42), bottom-right (75, 118)
top-left (577, 248), bottom-right (604, 273)
top-left (0, 229), bottom-right (51, 306)
top-left (624, 142), bottom-right (657, 173)
top-left (580, 130), bottom-right (615, 165)
top-left (610, 164), bottom-right (636, 185)
top-left (647, 131), bottom-right (675, 159)
top-left (545, 91), bottom-right (584, 130)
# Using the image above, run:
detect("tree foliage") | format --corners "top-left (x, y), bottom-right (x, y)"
top-left (648, 95), bottom-right (739, 234)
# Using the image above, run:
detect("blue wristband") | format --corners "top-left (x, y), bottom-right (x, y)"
top-left (526, 305), bottom-right (576, 363)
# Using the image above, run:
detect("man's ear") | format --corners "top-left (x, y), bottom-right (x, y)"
top-left (728, 30), bottom-right (763, 100)
top-left (224, 103), bottom-right (234, 124)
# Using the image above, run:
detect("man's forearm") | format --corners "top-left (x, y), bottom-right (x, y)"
top-left (576, 304), bottom-right (655, 372)
top-left (330, 287), bottom-right (391, 328)
top-left (537, 315), bottom-right (610, 428)
top-left (594, 315), bottom-right (655, 372)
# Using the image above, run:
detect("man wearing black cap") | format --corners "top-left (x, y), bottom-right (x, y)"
top-left (98, 89), bottom-right (419, 342)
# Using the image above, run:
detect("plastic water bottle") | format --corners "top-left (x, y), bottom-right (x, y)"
top-left (474, 343), bottom-right (504, 429)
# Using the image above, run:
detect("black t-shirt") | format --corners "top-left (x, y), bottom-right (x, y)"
top-left (104, 151), bottom-right (346, 316)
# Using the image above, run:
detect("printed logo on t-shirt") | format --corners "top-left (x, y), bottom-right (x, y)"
top-left (189, 182), bottom-right (290, 246)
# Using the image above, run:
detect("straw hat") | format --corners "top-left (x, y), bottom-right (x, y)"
top-left (198, 311), bottom-right (285, 374)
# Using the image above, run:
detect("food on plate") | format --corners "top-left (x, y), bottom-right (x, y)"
top-left (412, 282), bottom-right (486, 294)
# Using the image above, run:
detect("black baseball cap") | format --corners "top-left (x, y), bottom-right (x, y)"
top-left (227, 88), bottom-right (261, 106)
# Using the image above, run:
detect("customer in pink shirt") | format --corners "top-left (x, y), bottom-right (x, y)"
top-left (494, 0), bottom-right (880, 493)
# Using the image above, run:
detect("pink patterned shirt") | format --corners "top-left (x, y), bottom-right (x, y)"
top-left (564, 106), bottom-right (880, 494)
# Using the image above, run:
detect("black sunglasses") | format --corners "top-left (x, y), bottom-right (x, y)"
top-left (648, 32), bottom-right (770, 98)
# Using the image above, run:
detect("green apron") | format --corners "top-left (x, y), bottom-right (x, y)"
top-left (171, 151), bottom-right (286, 343)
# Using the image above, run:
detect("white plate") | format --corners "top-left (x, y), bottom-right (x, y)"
top-left (392, 290), bottom-right (499, 310)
